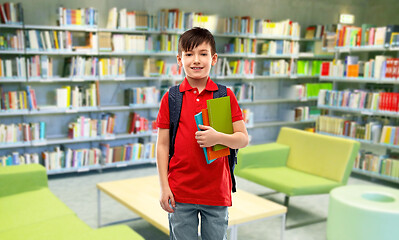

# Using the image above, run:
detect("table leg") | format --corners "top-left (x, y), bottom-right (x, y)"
top-left (97, 189), bottom-right (101, 227)
top-left (230, 225), bottom-right (238, 240)
top-left (281, 214), bottom-right (286, 240)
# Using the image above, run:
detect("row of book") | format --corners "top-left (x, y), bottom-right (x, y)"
top-left (283, 106), bottom-right (319, 122)
top-left (221, 17), bottom-right (300, 36)
top-left (143, 58), bottom-right (182, 77)
top-left (317, 115), bottom-right (382, 142)
top-left (25, 30), bottom-right (74, 51)
top-left (258, 40), bottom-right (299, 55)
top-left (355, 151), bottom-right (399, 178)
top-left (242, 108), bottom-right (254, 127)
top-left (67, 114), bottom-right (118, 139)
top-left (283, 83), bottom-right (332, 99)
top-left (124, 86), bottom-right (160, 105)
top-left (57, 7), bottom-right (98, 27)
top-left (295, 60), bottom-right (323, 76)
top-left (262, 59), bottom-right (290, 76)
top-left (127, 112), bottom-right (156, 134)
top-left (211, 58), bottom-right (256, 77)
top-left (0, 57), bottom-right (26, 78)
top-left (223, 38), bottom-right (257, 54)
top-left (0, 85), bottom-right (37, 110)
top-left (228, 83), bottom-right (254, 101)
top-left (0, 2), bottom-right (23, 24)
top-left (304, 24), bottom-right (337, 39)
top-left (106, 8), bottom-right (151, 30)
top-left (0, 122), bottom-right (46, 144)
top-left (320, 56), bottom-right (399, 79)
top-left (318, 89), bottom-right (399, 112)
top-left (100, 142), bottom-right (156, 165)
top-left (335, 24), bottom-right (399, 48)
top-left (0, 31), bottom-right (24, 50)
top-left (56, 84), bottom-right (98, 108)
top-left (0, 152), bottom-right (40, 167)
top-left (105, 7), bottom-right (301, 37)
top-left (0, 141), bottom-right (156, 169)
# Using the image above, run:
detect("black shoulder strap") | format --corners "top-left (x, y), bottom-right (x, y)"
top-left (168, 85), bottom-right (183, 161)
top-left (213, 84), bottom-right (227, 98)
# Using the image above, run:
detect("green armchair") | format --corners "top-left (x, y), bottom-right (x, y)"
top-left (0, 164), bottom-right (144, 240)
top-left (235, 127), bottom-right (360, 207)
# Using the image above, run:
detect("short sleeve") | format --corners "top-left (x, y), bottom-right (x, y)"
top-left (227, 88), bottom-right (244, 122)
top-left (156, 91), bottom-right (170, 129)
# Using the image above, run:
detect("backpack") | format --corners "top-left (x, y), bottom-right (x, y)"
top-left (168, 84), bottom-right (238, 193)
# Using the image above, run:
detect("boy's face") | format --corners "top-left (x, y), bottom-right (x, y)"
top-left (177, 42), bottom-right (217, 83)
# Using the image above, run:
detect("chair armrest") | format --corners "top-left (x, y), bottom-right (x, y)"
top-left (235, 143), bottom-right (290, 173)
top-left (0, 164), bottom-right (48, 197)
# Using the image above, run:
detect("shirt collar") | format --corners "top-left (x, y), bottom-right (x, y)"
top-left (179, 77), bottom-right (219, 93)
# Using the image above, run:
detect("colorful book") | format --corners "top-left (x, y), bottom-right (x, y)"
top-left (194, 112), bottom-right (216, 164)
top-left (206, 96), bottom-right (233, 151)
top-left (201, 109), bottom-right (230, 160)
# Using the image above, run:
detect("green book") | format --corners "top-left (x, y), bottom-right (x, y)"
top-left (206, 96), bottom-right (233, 151)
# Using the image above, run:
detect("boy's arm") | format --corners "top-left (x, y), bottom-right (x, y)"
top-left (156, 128), bottom-right (175, 213)
top-left (196, 120), bottom-right (249, 149)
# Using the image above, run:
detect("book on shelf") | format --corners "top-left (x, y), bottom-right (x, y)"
top-left (206, 96), bottom-right (233, 151)
top-left (57, 7), bottom-right (97, 27)
top-left (0, 152), bottom-right (39, 167)
top-left (0, 121), bottom-right (45, 144)
top-left (0, 2), bottom-right (23, 24)
top-left (124, 86), bottom-right (160, 105)
top-left (127, 112), bottom-right (152, 134)
top-left (0, 30), bottom-right (24, 50)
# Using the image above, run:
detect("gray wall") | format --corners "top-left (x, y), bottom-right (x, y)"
top-left (4, 0), bottom-right (399, 32)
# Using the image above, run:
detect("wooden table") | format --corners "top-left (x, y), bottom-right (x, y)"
top-left (97, 175), bottom-right (287, 240)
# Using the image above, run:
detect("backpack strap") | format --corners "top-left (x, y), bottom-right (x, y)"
top-left (214, 84), bottom-right (238, 193)
top-left (168, 85), bottom-right (183, 162)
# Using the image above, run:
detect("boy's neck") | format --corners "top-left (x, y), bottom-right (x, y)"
top-left (186, 76), bottom-right (209, 93)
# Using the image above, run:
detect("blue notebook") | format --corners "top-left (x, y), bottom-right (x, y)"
top-left (194, 112), bottom-right (216, 164)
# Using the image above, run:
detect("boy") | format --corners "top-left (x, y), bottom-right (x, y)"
top-left (156, 27), bottom-right (249, 239)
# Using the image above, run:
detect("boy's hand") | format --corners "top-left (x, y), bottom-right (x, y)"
top-left (195, 125), bottom-right (219, 148)
top-left (160, 186), bottom-right (175, 213)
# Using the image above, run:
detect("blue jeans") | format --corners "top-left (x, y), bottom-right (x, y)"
top-left (169, 202), bottom-right (228, 240)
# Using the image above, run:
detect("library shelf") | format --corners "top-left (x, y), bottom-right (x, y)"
top-left (247, 119), bottom-right (316, 129)
top-left (46, 158), bottom-right (156, 175)
top-left (24, 24), bottom-right (97, 32)
top-left (239, 97), bottom-right (317, 105)
top-left (0, 78), bottom-right (26, 83)
top-left (0, 50), bottom-right (24, 54)
top-left (317, 105), bottom-right (399, 118)
top-left (319, 76), bottom-right (398, 84)
top-left (352, 168), bottom-right (399, 184)
top-left (0, 23), bottom-right (23, 29)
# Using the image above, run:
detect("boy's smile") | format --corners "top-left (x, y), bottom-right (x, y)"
top-left (177, 42), bottom-right (218, 85)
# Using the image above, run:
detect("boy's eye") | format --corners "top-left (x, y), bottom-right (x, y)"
top-left (185, 53), bottom-right (192, 56)
top-left (201, 53), bottom-right (208, 56)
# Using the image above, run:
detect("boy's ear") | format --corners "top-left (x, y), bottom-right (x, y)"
top-left (177, 54), bottom-right (182, 67)
top-left (211, 53), bottom-right (218, 66)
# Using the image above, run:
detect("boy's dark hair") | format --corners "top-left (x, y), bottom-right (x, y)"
top-left (178, 27), bottom-right (216, 56)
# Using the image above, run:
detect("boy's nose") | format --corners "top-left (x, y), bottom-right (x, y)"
top-left (194, 54), bottom-right (200, 63)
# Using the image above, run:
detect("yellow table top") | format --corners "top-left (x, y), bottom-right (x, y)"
top-left (97, 175), bottom-right (286, 235)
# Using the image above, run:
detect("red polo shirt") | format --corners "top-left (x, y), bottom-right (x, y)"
top-left (157, 77), bottom-right (243, 206)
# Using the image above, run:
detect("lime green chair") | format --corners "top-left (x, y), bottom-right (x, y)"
top-left (236, 127), bottom-right (360, 209)
top-left (0, 164), bottom-right (144, 240)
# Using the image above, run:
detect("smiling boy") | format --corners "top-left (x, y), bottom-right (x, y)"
top-left (156, 27), bottom-right (249, 239)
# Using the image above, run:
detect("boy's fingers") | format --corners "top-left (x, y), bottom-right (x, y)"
top-left (198, 125), bottom-right (211, 130)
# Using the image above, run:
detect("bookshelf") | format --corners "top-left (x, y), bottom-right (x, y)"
top-left (316, 23), bottom-right (399, 183)
top-left (0, 4), bottom-right (324, 174)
